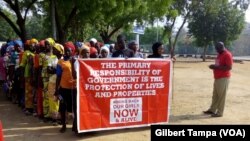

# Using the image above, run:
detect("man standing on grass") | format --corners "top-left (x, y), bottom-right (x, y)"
top-left (203, 41), bottom-right (233, 117)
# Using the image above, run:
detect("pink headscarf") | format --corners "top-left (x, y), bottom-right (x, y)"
top-left (39, 40), bottom-right (45, 47)
top-left (90, 47), bottom-right (97, 55)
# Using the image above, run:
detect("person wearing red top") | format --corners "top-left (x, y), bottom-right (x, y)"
top-left (203, 42), bottom-right (233, 117)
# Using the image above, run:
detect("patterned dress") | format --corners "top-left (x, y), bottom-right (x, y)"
top-left (20, 50), bottom-right (34, 110)
top-left (41, 54), bottom-right (58, 118)
top-left (48, 74), bottom-right (59, 119)
top-left (34, 53), bottom-right (45, 117)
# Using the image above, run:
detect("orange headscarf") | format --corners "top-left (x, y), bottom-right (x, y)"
top-left (30, 38), bottom-right (38, 45)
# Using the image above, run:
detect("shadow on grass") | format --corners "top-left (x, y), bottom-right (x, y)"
top-left (77, 126), bottom-right (150, 140)
top-left (1, 98), bottom-right (150, 141)
top-left (169, 114), bottom-right (211, 123)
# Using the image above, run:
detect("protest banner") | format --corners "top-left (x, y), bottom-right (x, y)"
top-left (76, 59), bottom-right (172, 133)
top-left (0, 120), bottom-right (4, 141)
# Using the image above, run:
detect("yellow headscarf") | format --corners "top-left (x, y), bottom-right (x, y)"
top-left (54, 43), bottom-right (64, 55)
top-left (45, 38), bottom-right (55, 46)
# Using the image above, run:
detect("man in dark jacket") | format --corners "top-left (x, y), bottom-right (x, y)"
top-left (112, 34), bottom-right (134, 58)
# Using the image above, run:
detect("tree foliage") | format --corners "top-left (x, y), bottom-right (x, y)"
top-left (0, 0), bottom-right (38, 42)
top-left (188, 0), bottom-right (245, 61)
top-left (86, 0), bottom-right (173, 43)
top-left (0, 10), bottom-right (16, 41)
top-left (232, 23), bottom-right (250, 55)
top-left (125, 26), bottom-right (166, 44)
top-left (163, 0), bottom-right (192, 58)
top-left (26, 14), bottom-right (49, 40)
top-left (0, 0), bottom-right (247, 50)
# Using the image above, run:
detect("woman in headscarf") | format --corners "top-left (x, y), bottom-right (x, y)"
top-left (79, 46), bottom-right (90, 59)
top-left (147, 42), bottom-right (164, 58)
top-left (18, 40), bottom-right (29, 108)
top-left (8, 40), bottom-right (23, 103)
top-left (74, 41), bottom-right (82, 58)
top-left (5, 41), bottom-right (22, 78)
top-left (53, 43), bottom-right (64, 59)
top-left (41, 38), bottom-right (58, 122)
top-left (20, 38), bottom-right (37, 115)
top-left (55, 42), bottom-right (77, 133)
top-left (90, 46), bottom-right (98, 58)
top-left (64, 41), bottom-right (75, 56)
top-left (33, 40), bottom-right (46, 118)
top-left (99, 46), bottom-right (110, 58)
top-left (48, 43), bottom-right (64, 124)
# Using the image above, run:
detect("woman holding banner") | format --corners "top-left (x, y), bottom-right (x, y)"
top-left (147, 42), bottom-right (164, 58)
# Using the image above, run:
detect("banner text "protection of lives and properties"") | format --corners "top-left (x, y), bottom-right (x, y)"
top-left (77, 59), bottom-right (172, 133)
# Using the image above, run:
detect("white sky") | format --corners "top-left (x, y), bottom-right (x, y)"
top-left (156, 7), bottom-right (250, 28)
top-left (245, 8), bottom-right (250, 22)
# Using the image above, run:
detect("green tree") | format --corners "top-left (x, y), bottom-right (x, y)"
top-left (42, 0), bottom-right (119, 43)
top-left (125, 27), bottom-right (165, 44)
top-left (231, 24), bottom-right (250, 55)
top-left (213, 4), bottom-right (245, 44)
top-left (26, 14), bottom-right (49, 40)
top-left (40, 0), bottom-right (87, 43)
top-left (163, 0), bottom-right (192, 58)
top-left (188, 0), bottom-right (245, 61)
top-left (0, 12), bottom-right (16, 41)
top-left (0, 0), bottom-right (38, 42)
top-left (67, 22), bottom-right (103, 42)
top-left (141, 27), bottom-right (167, 45)
top-left (53, 0), bottom-right (78, 43)
top-left (88, 0), bottom-right (173, 43)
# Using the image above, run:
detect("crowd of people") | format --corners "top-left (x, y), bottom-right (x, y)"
top-left (0, 34), bottom-right (165, 134)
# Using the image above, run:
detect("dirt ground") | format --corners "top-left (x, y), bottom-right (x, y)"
top-left (0, 58), bottom-right (250, 141)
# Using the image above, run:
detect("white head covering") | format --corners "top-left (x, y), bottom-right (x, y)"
top-left (100, 46), bottom-right (109, 52)
top-left (90, 38), bottom-right (97, 44)
top-left (100, 46), bottom-right (110, 58)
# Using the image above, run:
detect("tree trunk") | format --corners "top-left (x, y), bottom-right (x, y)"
top-left (172, 11), bottom-right (190, 58)
top-left (54, 1), bottom-right (65, 44)
top-left (168, 37), bottom-right (173, 57)
top-left (102, 37), bottom-right (110, 44)
top-left (17, 19), bottom-right (27, 43)
top-left (57, 29), bottom-right (66, 44)
top-left (53, 0), bottom-right (77, 44)
top-left (195, 48), bottom-right (199, 58)
top-left (100, 32), bottom-right (110, 44)
top-left (51, 0), bottom-right (57, 40)
top-left (170, 47), bottom-right (175, 58)
top-left (202, 45), bottom-right (208, 62)
top-left (99, 25), bottom-right (123, 44)
top-left (20, 29), bottom-right (27, 44)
